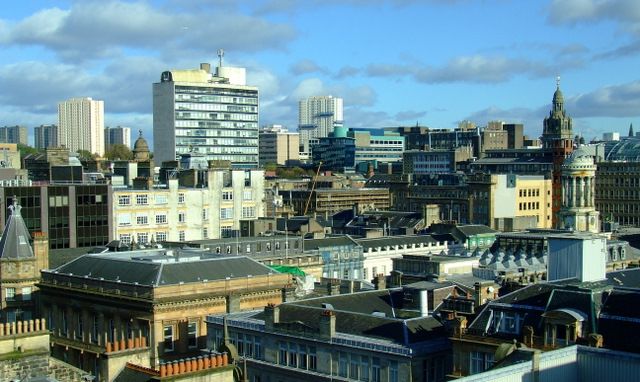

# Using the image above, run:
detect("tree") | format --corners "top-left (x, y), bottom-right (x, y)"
top-left (77, 150), bottom-right (98, 161)
top-left (17, 143), bottom-right (42, 158)
top-left (104, 144), bottom-right (134, 160)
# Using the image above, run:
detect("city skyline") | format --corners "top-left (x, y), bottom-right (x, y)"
top-left (1, 0), bottom-right (639, 148)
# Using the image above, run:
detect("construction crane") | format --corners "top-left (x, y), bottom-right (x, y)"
top-left (303, 162), bottom-right (322, 216)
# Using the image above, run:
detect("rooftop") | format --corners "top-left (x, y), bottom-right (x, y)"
top-left (46, 250), bottom-right (278, 286)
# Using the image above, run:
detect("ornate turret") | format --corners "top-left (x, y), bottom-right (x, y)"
top-left (133, 130), bottom-right (150, 161)
top-left (559, 146), bottom-right (599, 233)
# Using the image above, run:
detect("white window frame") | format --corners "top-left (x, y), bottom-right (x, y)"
top-left (136, 194), bottom-right (148, 205)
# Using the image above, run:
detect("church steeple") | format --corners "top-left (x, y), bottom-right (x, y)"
top-left (0, 197), bottom-right (35, 259)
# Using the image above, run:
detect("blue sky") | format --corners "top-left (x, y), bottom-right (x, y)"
top-left (1, 0), bottom-right (640, 147)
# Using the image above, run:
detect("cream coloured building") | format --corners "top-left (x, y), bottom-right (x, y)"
top-left (468, 173), bottom-right (553, 230)
top-left (112, 169), bottom-right (265, 244)
top-left (57, 97), bottom-right (105, 156)
top-left (259, 125), bottom-right (300, 166)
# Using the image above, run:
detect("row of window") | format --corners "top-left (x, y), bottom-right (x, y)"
top-left (279, 342), bottom-right (318, 371)
top-left (163, 322), bottom-right (198, 352)
top-left (48, 309), bottom-right (147, 346)
top-left (212, 239), bottom-right (298, 254)
top-left (118, 194), bottom-right (176, 206)
top-left (5, 287), bottom-right (32, 301)
top-left (518, 202), bottom-right (541, 211)
top-left (338, 351), bottom-right (396, 382)
top-left (519, 188), bottom-right (541, 197)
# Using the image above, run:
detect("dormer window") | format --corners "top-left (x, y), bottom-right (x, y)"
top-left (491, 311), bottom-right (523, 335)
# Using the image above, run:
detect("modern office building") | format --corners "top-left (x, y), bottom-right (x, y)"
top-left (153, 60), bottom-right (259, 168)
top-left (298, 95), bottom-right (343, 156)
top-left (0, 184), bottom-right (111, 249)
top-left (104, 126), bottom-right (131, 149)
top-left (259, 125), bottom-right (300, 165)
top-left (57, 97), bottom-right (105, 156)
top-left (388, 124), bottom-right (483, 158)
top-left (0, 125), bottom-right (28, 145)
top-left (467, 173), bottom-right (553, 230)
top-left (349, 128), bottom-right (404, 167)
top-left (402, 147), bottom-right (473, 175)
top-left (282, 187), bottom-right (390, 216)
top-left (33, 124), bottom-right (58, 149)
top-left (311, 126), bottom-right (356, 171)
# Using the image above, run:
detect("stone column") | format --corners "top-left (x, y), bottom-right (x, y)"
top-left (571, 177), bottom-right (577, 207)
top-left (584, 177), bottom-right (590, 207)
top-left (99, 313), bottom-right (106, 346)
top-left (578, 177), bottom-right (584, 207)
top-left (591, 176), bottom-right (596, 207)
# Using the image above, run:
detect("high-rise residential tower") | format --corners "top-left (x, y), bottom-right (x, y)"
top-left (153, 56), bottom-right (259, 168)
top-left (298, 95), bottom-right (343, 156)
top-left (57, 97), bottom-right (105, 156)
top-left (0, 125), bottom-right (28, 145)
top-left (33, 124), bottom-right (58, 149)
top-left (104, 126), bottom-right (131, 149)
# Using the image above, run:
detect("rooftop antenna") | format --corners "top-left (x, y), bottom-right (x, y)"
top-left (217, 48), bottom-right (224, 67)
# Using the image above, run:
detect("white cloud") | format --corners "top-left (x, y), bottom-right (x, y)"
top-left (0, 1), bottom-right (296, 62)
top-left (567, 80), bottom-right (640, 118)
top-left (290, 59), bottom-right (326, 75)
top-left (363, 55), bottom-right (570, 84)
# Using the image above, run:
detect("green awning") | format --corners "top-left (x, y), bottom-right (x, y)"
top-left (269, 265), bottom-right (306, 277)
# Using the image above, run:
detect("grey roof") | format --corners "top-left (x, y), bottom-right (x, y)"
top-left (304, 235), bottom-right (360, 251)
top-left (455, 225), bottom-right (499, 237)
top-left (0, 202), bottom-right (35, 259)
top-left (277, 290), bottom-right (446, 345)
top-left (51, 251), bottom-right (277, 286)
top-left (354, 235), bottom-right (437, 250)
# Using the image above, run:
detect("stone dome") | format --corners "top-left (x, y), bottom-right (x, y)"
top-left (562, 146), bottom-right (595, 169)
top-left (133, 130), bottom-right (150, 161)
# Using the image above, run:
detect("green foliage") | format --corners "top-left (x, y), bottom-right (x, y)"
top-left (104, 144), bottom-right (134, 160)
top-left (77, 149), bottom-right (98, 160)
top-left (276, 166), bottom-right (315, 179)
top-left (17, 143), bottom-right (41, 157)
top-left (263, 162), bottom-right (278, 171)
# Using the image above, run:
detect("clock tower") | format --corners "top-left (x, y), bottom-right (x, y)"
top-left (558, 146), bottom-right (599, 233)
top-left (542, 78), bottom-right (574, 228)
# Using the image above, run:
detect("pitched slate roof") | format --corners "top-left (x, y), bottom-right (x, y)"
top-left (278, 291), bottom-right (445, 344)
top-left (303, 236), bottom-right (360, 251)
top-left (0, 201), bottom-right (34, 260)
top-left (51, 251), bottom-right (277, 286)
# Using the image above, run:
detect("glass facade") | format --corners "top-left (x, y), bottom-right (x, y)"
top-left (173, 86), bottom-right (259, 167)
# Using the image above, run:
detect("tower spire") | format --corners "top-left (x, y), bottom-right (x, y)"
top-left (217, 48), bottom-right (224, 67)
top-left (629, 123), bottom-right (635, 137)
